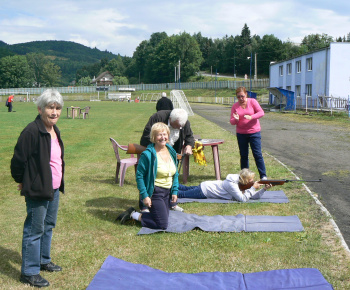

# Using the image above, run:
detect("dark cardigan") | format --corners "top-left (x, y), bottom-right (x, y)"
top-left (11, 115), bottom-right (65, 201)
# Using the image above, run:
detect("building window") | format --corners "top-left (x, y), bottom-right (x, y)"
top-left (286, 86), bottom-right (291, 91)
top-left (306, 57), bottom-right (312, 71)
top-left (296, 60), bottom-right (301, 73)
top-left (306, 84), bottom-right (312, 96)
top-left (287, 63), bottom-right (292, 75)
top-left (295, 85), bottom-right (301, 97)
top-left (279, 65), bottom-right (283, 76)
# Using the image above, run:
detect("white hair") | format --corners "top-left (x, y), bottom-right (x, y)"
top-left (35, 89), bottom-right (64, 110)
top-left (169, 108), bottom-right (188, 127)
top-left (162, 92), bottom-right (166, 97)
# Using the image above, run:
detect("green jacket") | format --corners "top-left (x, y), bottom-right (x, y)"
top-left (136, 143), bottom-right (179, 200)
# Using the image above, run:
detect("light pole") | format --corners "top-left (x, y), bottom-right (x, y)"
top-left (247, 51), bottom-right (252, 94)
top-left (234, 49), bottom-right (237, 78)
top-left (215, 68), bottom-right (217, 103)
top-left (178, 60), bottom-right (181, 90)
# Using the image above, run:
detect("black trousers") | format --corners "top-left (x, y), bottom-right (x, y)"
top-left (141, 186), bottom-right (171, 230)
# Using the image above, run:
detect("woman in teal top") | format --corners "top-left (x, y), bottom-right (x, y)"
top-left (117, 122), bottom-right (179, 229)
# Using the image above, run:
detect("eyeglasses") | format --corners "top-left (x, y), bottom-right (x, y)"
top-left (237, 95), bottom-right (246, 99)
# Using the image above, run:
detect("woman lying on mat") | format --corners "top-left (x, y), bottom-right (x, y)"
top-left (117, 122), bottom-right (179, 229)
top-left (178, 168), bottom-right (272, 202)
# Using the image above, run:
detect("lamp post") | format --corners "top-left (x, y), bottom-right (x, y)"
top-left (247, 51), bottom-right (252, 93)
top-left (178, 60), bottom-right (181, 90)
top-left (234, 49), bottom-right (237, 78)
top-left (215, 68), bottom-right (217, 103)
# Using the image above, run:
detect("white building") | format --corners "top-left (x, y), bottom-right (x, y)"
top-left (269, 42), bottom-right (350, 110)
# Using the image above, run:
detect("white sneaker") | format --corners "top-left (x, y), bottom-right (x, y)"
top-left (261, 176), bottom-right (267, 180)
top-left (171, 205), bottom-right (184, 212)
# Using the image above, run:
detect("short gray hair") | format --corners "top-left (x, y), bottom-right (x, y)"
top-left (169, 108), bottom-right (188, 127)
top-left (35, 89), bottom-right (64, 111)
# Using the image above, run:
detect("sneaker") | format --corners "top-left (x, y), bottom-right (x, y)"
top-left (141, 208), bottom-right (150, 213)
top-left (171, 205), bottom-right (184, 212)
top-left (261, 176), bottom-right (267, 180)
top-left (116, 207), bottom-right (135, 224)
top-left (20, 274), bottom-right (50, 287)
top-left (40, 261), bottom-right (62, 272)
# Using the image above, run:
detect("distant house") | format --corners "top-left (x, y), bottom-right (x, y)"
top-left (269, 42), bottom-right (350, 109)
top-left (91, 71), bottom-right (114, 86)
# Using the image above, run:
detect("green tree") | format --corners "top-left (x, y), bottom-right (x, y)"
top-left (113, 76), bottom-right (129, 85)
top-left (0, 55), bottom-right (33, 88)
top-left (256, 34), bottom-right (283, 76)
top-left (77, 76), bottom-right (92, 86)
top-left (301, 33), bottom-right (333, 51)
top-left (145, 32), bottom-right (203, 83)
top-left (41, 62), bottom-right (62, 86)
top-left (26, 53), bottom-right (61, 87)
top-left (104, 57), bottom-right (126, 77)
top-left (133, 32), bottom-right (168, 83)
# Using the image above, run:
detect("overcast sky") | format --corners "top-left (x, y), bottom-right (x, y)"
top-left (1, 0), bottom-right (349, 57)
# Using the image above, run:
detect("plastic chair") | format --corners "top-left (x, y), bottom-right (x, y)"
top-left (109, 138), bottom-right (138, 186)
top-left (79, 106), bottom-right (91, 119)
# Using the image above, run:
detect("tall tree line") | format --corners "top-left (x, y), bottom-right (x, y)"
top-left (1, 24), bottom-right (349, 88)
top-left (0, 53), bottom-right (61, 88)
top-left (79, 24), bottom-right (348, 85)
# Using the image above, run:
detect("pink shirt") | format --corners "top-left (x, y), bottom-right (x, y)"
top-left (230, 98), bottom-right (264, 134)
top-left (51, 138), bottom-right (62, 189)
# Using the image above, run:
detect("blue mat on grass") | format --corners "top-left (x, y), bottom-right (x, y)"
top-left (87, 256), bottom-right (333, 290)
top-left (177, 190), bottom-right (289, 204)
top-left (137, 211), bottom-right (303, 235)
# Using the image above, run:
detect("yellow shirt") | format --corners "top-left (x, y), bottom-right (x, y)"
top-left (155, 153), bottom-right (176, 189)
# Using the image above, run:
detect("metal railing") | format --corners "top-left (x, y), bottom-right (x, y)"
top-left (0, 79), bottom-right (269, 99)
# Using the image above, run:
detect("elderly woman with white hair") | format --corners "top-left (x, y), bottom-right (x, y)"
top-left (11, 89), bottom-right (65, 288)
top-left (140, 108), bottom-right (195, 155)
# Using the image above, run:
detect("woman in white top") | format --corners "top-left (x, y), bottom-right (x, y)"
top-left (178, 168), bottom-right (271, 202)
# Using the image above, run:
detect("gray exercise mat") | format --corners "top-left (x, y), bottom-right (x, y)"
top-left (137, 211), bottom-right (303, 235)
top-left (177, 190), bottom-right (289, 204)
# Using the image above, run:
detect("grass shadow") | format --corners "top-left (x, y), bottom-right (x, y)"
top-left (86, 196), bottom-right (138, 223)
top-left (0, 246), bottom-right (21, 281)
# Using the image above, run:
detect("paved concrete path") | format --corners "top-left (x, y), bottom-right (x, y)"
top-left (191, 103), bottom-right (350, 248)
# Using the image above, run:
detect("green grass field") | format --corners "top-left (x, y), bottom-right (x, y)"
top-left (1, 101), bottom-right (349, 289)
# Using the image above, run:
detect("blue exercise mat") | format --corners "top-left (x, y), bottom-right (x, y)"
top-left (137, 211), bottom-right (304, 235)
top-left (177, 190), bottom-right (289, 204)
top-left (87, 256), bottom-right (333, 290)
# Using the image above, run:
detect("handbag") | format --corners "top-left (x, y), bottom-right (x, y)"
top-left (5, 100), bottom-right (9, 107)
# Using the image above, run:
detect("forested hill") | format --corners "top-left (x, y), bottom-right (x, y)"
top-left (2, 40), bottom-right (118, 85)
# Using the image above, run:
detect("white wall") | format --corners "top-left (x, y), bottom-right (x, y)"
top-left (329, 43), bottom-right (350, 99)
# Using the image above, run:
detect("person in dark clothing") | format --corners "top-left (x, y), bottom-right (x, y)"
top-left (11, 89), bottom-right (65, 288)
top-left (156, 92), bottom-right (173, 111)
top-left (7, 94), bottom-right (14, 112)
top-left (140, 108), bottom-right (194, 155)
